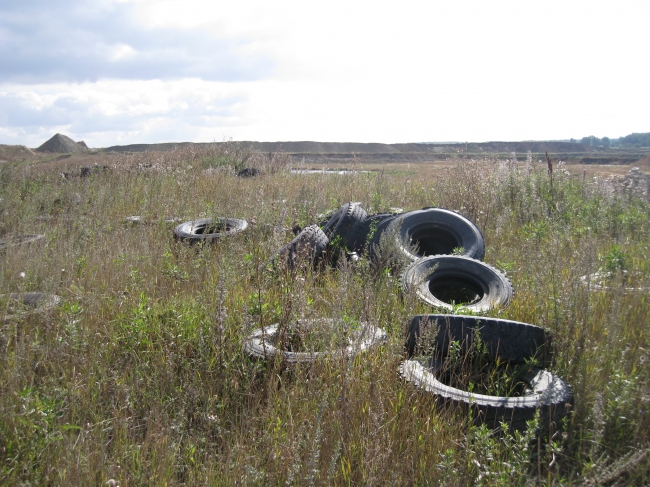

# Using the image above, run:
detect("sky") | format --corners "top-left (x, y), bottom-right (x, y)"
top-left (0, 0), bottom-right (648, 148)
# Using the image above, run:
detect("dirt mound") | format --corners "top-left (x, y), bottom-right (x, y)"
top-left (37, 133), bottom-right (88, 153)
top-left (0, 144), bottom-right (36, 163)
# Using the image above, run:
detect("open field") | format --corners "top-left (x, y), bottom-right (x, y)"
top-left (1, 144), bottom-right (649, 485)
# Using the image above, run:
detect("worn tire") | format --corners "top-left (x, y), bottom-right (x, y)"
top-left (367, 214), bottom-right (401, 260)
top-left (0, 234), bottom-right (45, 251)
top-left (402, 255), bottom-right (513, 312)
top-left (386, 208), bottom-right (485, 261)
top-left (275, 224), bottom-right (329, 269)
top-left (400, 360), bottom-right (572, 430)
top-left (125, 216), bottom-right (181, 225)
top-left (322, 202), bottom-right (369, 253)
top-left (243, 318), bottom-right (387, 363)
top-left (405, 314), bottom-right (551, 364)
top-left (173, 218), bottom-right (248, 245)
top-left (1, 292), bottom-right (62, 321)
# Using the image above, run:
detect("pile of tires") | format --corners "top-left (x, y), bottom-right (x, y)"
top-left (247, 200), bottom-right (571, 431)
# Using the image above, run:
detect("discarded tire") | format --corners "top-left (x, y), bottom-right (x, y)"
top-left (273, 224), bottom-right (329, 269)
top-left (0, 234), bottom-right (45, 251)
top-left (243, 318), bottom-right (387, 363)
top-left (125, 216), bottom-right (181, 225)
top-left (580, 271), bottom-right (649, 293)
top-left (400, 360), bottom-right (572, 430)
top-left (237, 167), bottom-right (262, 177)
top-left (386, 208), bottom-right (485, 261)
top-left (367, 214), bottom-right (401, 261)
top-left (322, 202), bottom-right (369, 253)
top-left (173, 218), bottom-right (248, 245)
top-left (1, 292), bottom-right (62, 321)
top-left (401, 314), bottom-right (569, 429)
top-left (405, 314), bottom-right (551, 365)
top-left (402, 255), bottom-right (513, 312)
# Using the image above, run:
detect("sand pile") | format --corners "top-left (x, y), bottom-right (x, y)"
top-left (37, 133), bottom-right (88, 153)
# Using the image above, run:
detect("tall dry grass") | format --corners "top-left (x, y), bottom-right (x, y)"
top-left (0, 147), bottom-right (649, 485)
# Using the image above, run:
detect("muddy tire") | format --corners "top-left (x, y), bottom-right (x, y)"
top-left (243, 318), bottom-right (387, 363)
top-left (173, 218), bottom-right (248, 245)
top-left (1, 292), bottom-right (62, 321)
top-left (401, 255), bottom-right (513, 312)
top-left (322, 202), bottom-right (369, 253)
top-left (386, 208), bottom-right (485, 261)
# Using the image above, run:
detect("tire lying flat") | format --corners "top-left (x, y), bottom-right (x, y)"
top-left (386, 208), bottom-right (485, 261)
top-left (401, 314), bottom-right (571, 430)
top-left (243, 318), bottom-right (387, 363)
top-left (401, 255), bottom-right (513, 312)
top-left (173, 218), bottom-right (248, 245)
top-left (0, 234), bottom-right (45, 251)
top-left (1, 292), bottom-right (62, 321)
top-left (400, 360), bottom-right (572, 430)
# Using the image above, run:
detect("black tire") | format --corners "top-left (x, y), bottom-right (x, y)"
top-left (1, 292), bottom-right (62, 321)
top-left (386, 208), bottom-right (485, 261)
top-left (367, 214), bottom-right (401, 260)
top-left (405, 314), bottom-right (551, 365)
top-left (402, 255), bottom-right (513, 312)
top-left (274, 224), bottom-right (329, 270)
top-left (400, 360), bottom-right (572, 430)
top-left (243, 318), bottom-right (387, 363)
top-left (173, 218), bottom-right (248, 245)
top-left (0, 234), bottom-right (45, 251)
top-left (322, 202), bottom-right (369, 253)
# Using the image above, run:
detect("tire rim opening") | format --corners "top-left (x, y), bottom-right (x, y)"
top-left (193, 223), bottom-right (228, 235)
top-left (409, 227), bottom-right (459, 256)
top-left (428, 276), bottom-right (483, 305)
top-left (421, 356), bottom-right (533, 397)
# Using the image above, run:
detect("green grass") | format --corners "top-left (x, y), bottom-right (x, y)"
top-left (0, 148), bottom-right (649, 485)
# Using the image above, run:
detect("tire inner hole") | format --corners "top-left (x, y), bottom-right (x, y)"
top-left (410, 227), bottom-right (460, 256)
top-left (428, 276), bottom-right (483, 305)
top-left (194, 223), bottom-right (228, 235)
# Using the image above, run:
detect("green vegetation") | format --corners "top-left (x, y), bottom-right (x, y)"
top-left (577, 131), bottom-right (650, 148)
top-left (0, 148), bottom-right (649, 485)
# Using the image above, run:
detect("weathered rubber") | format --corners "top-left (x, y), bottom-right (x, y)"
top-left (243, 318), bottom-right (387, 363)
top-left (1, 292), bottom-right (62, 321)
top-left (401, 255), bottom-right (513, 312)
top-left (400, 360), bottom-right (572, 430)
top-left (405, 314), bottom-right (551, 366)
top-left (386, 208), bottom-right (485, 261)
top-left (0, 234), bottom-right (45, 251)
top-left (275, 224), bottom-right (329, 269)
top-left (173, 218), bottom-right (248, 245)
top-left (322, 202), bottom-right (369, 253)
top-left (367, 214), bottom-right (400, 260)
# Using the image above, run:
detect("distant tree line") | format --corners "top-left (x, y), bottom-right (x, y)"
top-left (568, 132), bottom-right (650, 148)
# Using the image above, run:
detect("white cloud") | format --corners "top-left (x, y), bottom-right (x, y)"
top-left (1, 0), bottom-right (649, 146)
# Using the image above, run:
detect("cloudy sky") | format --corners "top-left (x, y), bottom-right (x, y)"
top-left (1, 0), bottom-right (648, 148)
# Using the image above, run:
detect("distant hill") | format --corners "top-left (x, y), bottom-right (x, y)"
top-left (36, 133), bottom-right (88, 153)
top-left (103, 140), bottom-right (589, 154)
